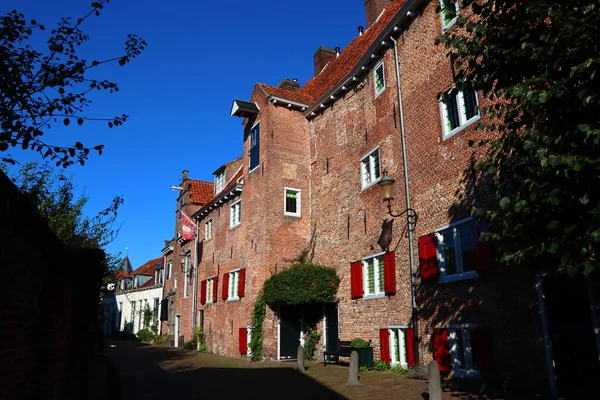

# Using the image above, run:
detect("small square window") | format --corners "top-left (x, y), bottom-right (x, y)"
top-left (228, 270), bottom-right (240, 300)
top-left (435, 218), bottom-right (479, 283)
top-left (440, 0), bottom-right (460, 30)
top-left (205, 219), bottom-right (213, 241)
top-left (374, 60), bottom-right (386, 97)
top-left (363, 253), bottom-right (385, 298)
top-left (439, 88), bottom-right (480, 139)
top-left (360, 147), bottom-right (382, 189)
top-left (230, 200), bottom-right (242, 227)
top-left (284, 188), bottom-right (301, 217)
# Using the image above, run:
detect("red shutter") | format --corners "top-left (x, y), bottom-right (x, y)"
top-left (474, 222), bottom-right (493, 274)
top-left (222, 273), bottom-right (229, 300)
top-left (239, 328), bottom-right (248, 355)
top-left (474, 327), bottom-right (493, 373)
top-left (350, 261), bottom-right (363, 299)
top-left (405, 328), bottom-right (415, 367)
top-left (213, 277), bottom-right (218, 303)
top-left (432, 329), bottom-right (451, 373)
top-left (379, 328), bottom-right (390, 364)
top-left (419, 234), bottom-right (439, 282)
top-left (238, 268), bottom-right (246, 297)
top-left (383, 252), bottom-right (396, 295)
top-left (200, 280), bottom-right (207, 305)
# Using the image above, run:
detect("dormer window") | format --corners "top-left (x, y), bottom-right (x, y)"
top-left (215, 171), bottom-right (226, 194)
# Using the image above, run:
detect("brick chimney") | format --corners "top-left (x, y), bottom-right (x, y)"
top-left (278, 78), bottom-right (300, 92)
top-left (314, 46), bottom-right (336, 76)
top-left (365, 0), bottom-right (393, 28)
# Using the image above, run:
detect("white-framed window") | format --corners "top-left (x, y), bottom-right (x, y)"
top-left (284, 188), bottom-right (301, 217)
top-left (360, 146), bottom-right (381, 189)
top-left (440, 0), bottom-right (460, 30)
top-left (439, 88), bottom-right (480, 139)
top-left (205, 219), bottom-right (213, 241)
top-left (249, 122), bottom-right (260, 172)
top-left (153, 298), bottom-right (159, 323)
top-left (448, 324), bottom-right (481, 377)
top-left (215, 171), bottom-right (226, 194)
top-left (228, 269), bottom-right (240, 301)
top-left (374, 60), bottom-right (386, 97)
top-left (435, 218), bottom-right (478, 283)
top-left (362, 252), bottom-right (385, 299)
top-left (206, 277), bottom-right (215, 304)
top-left (156, 268), bottom-right (163, 284)
top-left (167, 260), bottom-right (172, 280)
top-left (230, 200), bottom-right (242, 228)
top-left (389, 326), bottom-right (409, 367)
top-left (183, 254), bottom-right (191, 298)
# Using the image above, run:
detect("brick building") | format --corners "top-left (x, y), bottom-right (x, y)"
top-left (162, 1), bottom-right (599, 397)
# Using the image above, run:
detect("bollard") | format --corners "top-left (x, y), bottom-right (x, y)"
top-left (428, 361), bottom-right (442, 400)
top-left (347, 350), bottom-right (360, 386)
top-left (297, 345), bottom-right (305, 373)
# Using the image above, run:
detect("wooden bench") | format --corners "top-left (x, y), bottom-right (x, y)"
top-left (323, 340), bottom-right (353, 365)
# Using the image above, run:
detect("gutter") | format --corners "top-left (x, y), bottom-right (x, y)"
top-left (390, 32), bottom-right (419, 366)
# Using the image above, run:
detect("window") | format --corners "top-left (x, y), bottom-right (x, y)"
top-left (230, 200), bottom-right (242, 227)
top-left (183, 255), bottom-right (191, 298)
top-left (156, 268), bottom-right (164, 285)
top-left (389, 327), bottom-right (409, 367)
top-left (215, 171), bottom-right (226, 194)
top-left (449, 325), bottom-right (481, 377)
top-left (440, 0), bottom-right (459, 30)
top-left (374, 60), bottom-right (385, 97)
top-left (440, 88), bottom-right (480, 139)
top-left (284, 188), bottom-right (301, 217)
top-left (167, 260), bottom-right (172, 280)
top-left (360, 147), bottom-right (381, 189)
top-left (206, 277), bottom-right (215, 304)
top-left (363, 253), bottom-right (385, 298)
top-left (205, 219), bottom-right (213, 241)
top-left (435, 218), bottom-right (478, 282)
top-left (153, 298), bottom-right (159, 323)
top-left (249, 122), bottom-right (260, 171)
top-left (228, 270), bottom-right (240, 300)
top-left (130, 302), bottom-right (136, 328)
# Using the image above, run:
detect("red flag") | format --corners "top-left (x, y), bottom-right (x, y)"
top-left (181, 212), bottom-right (196, 241)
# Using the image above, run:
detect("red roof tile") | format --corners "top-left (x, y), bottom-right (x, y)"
top-left (189, 179), bottom-right (214, 205)
top-left (260, 0), bottom-right (407, 107)
top-left (132, 256), bottom-right (163, 276)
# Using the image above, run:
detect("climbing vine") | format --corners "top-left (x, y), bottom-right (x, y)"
top-left (248, 292), bottom-right (265, 361)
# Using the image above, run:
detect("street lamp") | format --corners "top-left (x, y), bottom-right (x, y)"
top-left (179, 252), bottom-right (187, 271)
top-left (377, 174), bottom-right (417, 232)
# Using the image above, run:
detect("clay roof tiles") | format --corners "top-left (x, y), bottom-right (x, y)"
top-left (189, 179), bottom-right (214, 205)
top-left (132, 256), bottom-right (163, 277)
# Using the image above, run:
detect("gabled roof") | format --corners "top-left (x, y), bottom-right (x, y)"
top-left (189, 179), bottom-right (214, 205)
top-left (259, 0), bottom-right (410, 109)
top-left (193, 166), bottom-right (244, 220)
top-left (132, 256), bottom-right (163, 276)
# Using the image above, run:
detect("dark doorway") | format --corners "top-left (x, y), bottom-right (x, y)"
top-left (544, 274), bottom-right (600, 398)
top-left (279, 306), bottom-right (300, 359)
top-left (325, 303), bottom-right (339, 362)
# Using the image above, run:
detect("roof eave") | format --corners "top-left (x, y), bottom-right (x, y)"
top-left (193, 183), bottom-right (244, 220)
top-left (268, 95), bottom-right (309, 111)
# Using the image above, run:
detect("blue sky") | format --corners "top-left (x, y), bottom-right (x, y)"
top-left (1, 0), bottom-right (368, 268)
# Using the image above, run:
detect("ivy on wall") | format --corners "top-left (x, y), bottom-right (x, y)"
top-left (249, 293), bottom-right (265, 361)
top-left (263, 262), bottom-right (340, 308)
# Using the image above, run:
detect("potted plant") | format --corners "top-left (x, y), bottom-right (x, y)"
top-left (351, 338), bottom-right (374, 369)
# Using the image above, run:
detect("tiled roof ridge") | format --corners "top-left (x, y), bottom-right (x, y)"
top-left (131, 256), bottom-right (163, 276)
top-left (189, 179), bottom-right (215, 205)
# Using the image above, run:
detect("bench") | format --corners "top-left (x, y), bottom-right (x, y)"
top-left (323, 340), bottom-right (353, 365)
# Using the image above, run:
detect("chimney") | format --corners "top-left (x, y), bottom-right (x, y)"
top-left (358, 26), bottom-right (364, 36)
top-left (364, 0), bottom-right (393, 28)
top-left (335, 47), bottom-right (341, 58)
top-left (314, 46), bottom-right (336, 76)
top-left (278, 78), bottom-right (301, 92)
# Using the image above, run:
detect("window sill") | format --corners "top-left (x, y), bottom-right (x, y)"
top-left (442, 18), bottom-right (458, 32)
top-left (284, 212), bottom-right (301, 218)
top-left (230, 223), bottom-right (241, 229)
top-left (443, 115), bottom-right (481, 141)
top-left (375, 87), bottom-right (385, 99)
top-left (249, 165), bottom-right (260, 174)
top-left (363, 293), bottom-right (386, 301)
top-left (440, 271), bottom-right (479, 283)
top-left (361, 177), bottom-right (381, 192)
top-left (228, 297), bottom-right (240, 302)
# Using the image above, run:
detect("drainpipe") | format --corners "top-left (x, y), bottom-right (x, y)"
top-left (391, 34), bottom-right (419, 365)
top-left (191, 220), bottom-right (199, 332)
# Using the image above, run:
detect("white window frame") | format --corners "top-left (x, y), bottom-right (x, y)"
top-left (373, 59), bottom-right (386, 98)
top-left (435, 217), bottom-right (479, 283)
top-left (362, 252), bottom-right (386, 299)
top-left (440, 0), bottom-right (460, 31)
top-left (448, 323), bottom-right (481, 378)
top-left (183, 255), bottom-right (191, 298)
top-left (206, 277), bottom-right (216, 304)
top-left (230, 200), bottom-right (242, 228)
top-left (205, 219), bottom-right (213, 241)
top-left (167, 260), bottom-right (172, 280)
top-left (360, 146), bottom-right (382, 190)
top-left (228, 269), bottom-right (241, 301)
top-left (388, 325), bottom-right (410, 368)
top-left (284, 187), bottom-right (301, 217)
top-left (439, 88), bottom-right (480, 140)
top-left (215, 171), bottom-right (226, 194)
top-left (249, 120), bottom-right (260, 173)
